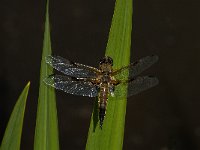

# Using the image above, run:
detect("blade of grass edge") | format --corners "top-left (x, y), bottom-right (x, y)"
top-left (86, 0), bottom-right (132, 149)
top-left (34, 1), bottom-right (59, 150)
top-left (0, 82), bottom-right (30, 150)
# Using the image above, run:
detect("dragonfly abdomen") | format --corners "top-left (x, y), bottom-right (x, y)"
top-left (98, 83), bottom-right (108, 128)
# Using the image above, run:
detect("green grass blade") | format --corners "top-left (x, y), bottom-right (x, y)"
top-left (0, 82), bottom-right (30, 150)
top-left (34, 1), bottom-right (59, 150)
top-left (86, 0), bottom-right (132, 149)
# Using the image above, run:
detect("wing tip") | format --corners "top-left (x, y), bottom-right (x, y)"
top-left (147, 76), bottom-right (159, 84)
top-left (151, 55), bottom-right (159, 62)
top-left (153, 77), bottom-right (159, 86)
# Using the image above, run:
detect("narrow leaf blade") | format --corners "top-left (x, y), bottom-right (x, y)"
top-left (34, 1), bottom-right (60, 150)
top-left (0, 82), bottom-right (30, 150)
top-left (86, 0), bottom-right (132, 149)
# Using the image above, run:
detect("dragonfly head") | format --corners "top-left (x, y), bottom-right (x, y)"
top-left (99, 56), bottom-right (113, 73)
top-left (99, 56), bottom-right (113, 66)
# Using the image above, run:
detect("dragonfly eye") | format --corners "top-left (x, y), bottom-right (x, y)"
top-left (107, 56), bottom-right (113, 66)
top-left (99, 58), bottom-right (105, 65)
top-left (99, 56), bottom-right (113, 66)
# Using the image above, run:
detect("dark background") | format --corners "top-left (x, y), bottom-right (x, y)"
top-left (0, 0), bottom-right (200, 149)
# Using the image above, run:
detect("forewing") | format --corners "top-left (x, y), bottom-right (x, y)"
top-left (112, 55), bottom-right (159, 80)
top-left (46, 55), bottom-right (99, 78)
top-left (43, 75), bottom-right (98, 97)
top-left (113, 76), bottom-right (159, 98)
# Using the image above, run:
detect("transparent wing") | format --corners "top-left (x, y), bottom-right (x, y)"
top-left (43, 75), bottom-right (98, 97)
top-left (46, 55), bottom-right (100, 78)
top-left (112, 55), bottom-right (159, 80)
top-left (113, 76), bottom-right (159, 98)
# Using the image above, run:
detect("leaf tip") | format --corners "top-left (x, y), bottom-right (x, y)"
top-left (27, 81), bottom-right (31, 86)
top-left (26, 81), bottom-right (31, 89)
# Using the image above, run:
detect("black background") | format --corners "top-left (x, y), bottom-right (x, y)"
top-left (0, 0), bottom-right (200, 149)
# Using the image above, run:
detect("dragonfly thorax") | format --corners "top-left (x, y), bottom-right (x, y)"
top-left (99, 64), bottom-right (112, 73)
top-left (101, 74), bottom-right (111, 83)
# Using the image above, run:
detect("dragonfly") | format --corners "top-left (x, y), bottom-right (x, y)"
top-left (44, 55), bottom-right (159, 129)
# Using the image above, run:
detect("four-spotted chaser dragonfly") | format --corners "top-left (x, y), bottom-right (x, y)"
top-left (44, 55), bottom-right (159, 128)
